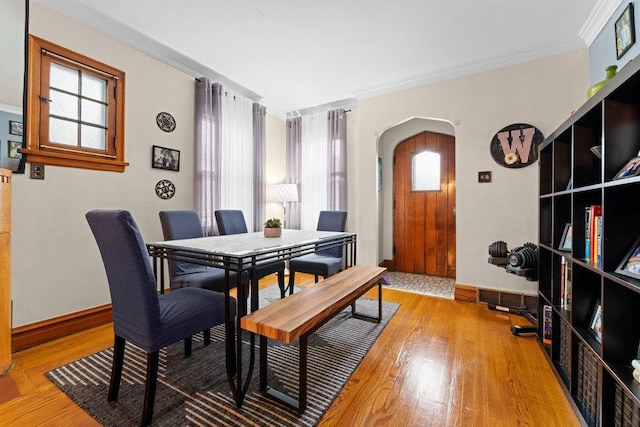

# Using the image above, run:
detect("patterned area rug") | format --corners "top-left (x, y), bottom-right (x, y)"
top-left (383, 271), bottom-right (455, 299)
top-left (46, 285), bottom-right (399, 426)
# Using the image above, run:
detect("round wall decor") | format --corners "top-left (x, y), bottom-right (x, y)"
top-left (156, 112), bottom-right (176, 132)
top-left (489, 123), bottom-right (544, 168)
top-left (155, 179), bottom-right (176, 199)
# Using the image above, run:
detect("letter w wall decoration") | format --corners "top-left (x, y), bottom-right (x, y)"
top-left (490, 123), bottom-right (544, 168)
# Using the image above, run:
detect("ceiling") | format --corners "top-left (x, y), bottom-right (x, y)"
top-left (36, 0), bottom-right (613, 117)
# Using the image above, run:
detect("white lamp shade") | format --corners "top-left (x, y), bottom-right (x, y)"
top-left (273, 183), bottom-right (299, 202)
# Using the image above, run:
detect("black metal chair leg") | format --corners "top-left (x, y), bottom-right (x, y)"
top-left (184, 336), bottom-right (192, 357)
top-left (142, 351), bottom-right (159, 426)
top-left (286, 271), bottom-right (296, 297)
top-left (277, 271), bottom-right (286, 298)
top-left (108, 335), bottom-right (125, 402)
top-left (203, 329), bottom-right (211, 346)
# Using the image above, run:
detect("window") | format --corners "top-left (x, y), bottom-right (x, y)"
top-left (412, 150), bottom-right (440, 191)
top-left (24, 35), bottom-right (127, 172)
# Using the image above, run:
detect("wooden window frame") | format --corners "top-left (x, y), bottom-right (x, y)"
top-left (23, 35), bottom-right (128, 172)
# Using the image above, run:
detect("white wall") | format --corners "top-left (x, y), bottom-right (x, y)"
top-left (350, 50), bottom-right (589, 295)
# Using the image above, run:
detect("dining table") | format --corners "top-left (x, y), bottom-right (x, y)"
top-left (146, 229), bottom-right (357, 406)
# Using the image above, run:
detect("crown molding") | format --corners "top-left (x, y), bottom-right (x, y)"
top-left (579, 0), bottom-right (622, 46)
top-left (0, 102), bottom-right (22, 115)
top-left (353, 38), bottom-right (586, 101)
top-left (35, 0), bottom-right (262, 103)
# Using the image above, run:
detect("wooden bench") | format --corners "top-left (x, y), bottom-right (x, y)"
top-left (241, 264), bottom-right (387, 413)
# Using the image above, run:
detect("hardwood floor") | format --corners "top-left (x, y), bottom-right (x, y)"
top-left (0, 274), bottom-right (580, 426)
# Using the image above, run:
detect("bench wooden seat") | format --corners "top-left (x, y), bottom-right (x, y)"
top-left (241, 264), bottom-right (387, 413)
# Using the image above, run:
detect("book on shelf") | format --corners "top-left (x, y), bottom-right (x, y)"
top-left (564, 260), bottom-right (572, 311)
top-left (543, 305), bottom-right (552, 344)
top-left (595, 215), bottom-right (602, 265)
top-left (560, 256), bottom-right (565, 307)
top-left (585, 205), bottom-right (602, 262)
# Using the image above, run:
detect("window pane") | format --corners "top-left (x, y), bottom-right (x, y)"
top-left (50, 62), bottom-right (78, 93)
top-left (81, 99), bottom-right (106, 126)
top-left (82, 73), bottom-right (107, 102)
top-left (412, 151), bottom-right (440, 191)
top-left (49, 118), bottom-right (78, 146)
top-left (49, 89), bottom-right (79, 120)
top-left (81, 124), bottom-right (106, 150)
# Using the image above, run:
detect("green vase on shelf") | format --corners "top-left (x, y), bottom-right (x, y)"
top-left (587, 65), bottom-right (618, 99)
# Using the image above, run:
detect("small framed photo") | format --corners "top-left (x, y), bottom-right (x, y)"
top-left (8, 141), bottom-right (22, 159)
top-left (616, 3), bottom-right (636, 59)
top-left (152, 145), bottom-right (180, 172)
top-left (9, 121), bottom-right (22, 136)
top-left (613, 156), bottom-right (640, 180)
top-left (616, 235), bottom-right (640, 280)
top-left (589, 300), bottom-right (603, 343)
top-left (559, 223), bottom-right (572, 252)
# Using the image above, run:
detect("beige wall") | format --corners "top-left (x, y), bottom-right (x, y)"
top-left (9, 4), bottom-right (286, 326)
top-left (350, 50), bottom-right (589, 294)
top-left (5, 3), bottom-right (589, 326)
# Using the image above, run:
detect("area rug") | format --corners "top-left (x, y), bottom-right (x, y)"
top-left (383, 271), bottom-right (455, 299)
top-left (46, 285), bottom-right (399, 426)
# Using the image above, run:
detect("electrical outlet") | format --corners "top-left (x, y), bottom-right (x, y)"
top-left (30, 163), bottom-right (45, 180)
top-left (478, 171), bottom-right (492, 183)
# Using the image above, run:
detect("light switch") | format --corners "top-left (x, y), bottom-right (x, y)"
top-left (478, 171), bottom-right (492, 183)
top-left (30, 163), bottom-right (45, 180)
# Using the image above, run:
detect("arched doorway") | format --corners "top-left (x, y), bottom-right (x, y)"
top-left (377, 118), bottom-right (456, 279)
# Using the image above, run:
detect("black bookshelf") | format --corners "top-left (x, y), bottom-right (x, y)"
top-left (538, 56), bottom-right (640, 427)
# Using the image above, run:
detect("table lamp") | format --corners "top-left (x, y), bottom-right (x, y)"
top-left (273, 183), bottom-right (298, 228)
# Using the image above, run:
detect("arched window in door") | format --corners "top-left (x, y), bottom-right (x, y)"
top-left (412, 150), bottom-right (440, 191)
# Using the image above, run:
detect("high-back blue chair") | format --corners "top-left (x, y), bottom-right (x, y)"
top-left (86, 209), bottom-right (235, 426)
top-left (214, 210), bottom-right (287, 298)
top-left (159, 210), bottom-right (248, 293)
top-left (286, 210), bottom-right (348, 295)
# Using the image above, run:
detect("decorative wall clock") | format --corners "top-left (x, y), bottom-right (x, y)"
top-left (155, 179), bottom-right (176, 199)
top-left (489, 123), bottom-right (543, 169)
top-left (156, 112), bottom-right (176, 132)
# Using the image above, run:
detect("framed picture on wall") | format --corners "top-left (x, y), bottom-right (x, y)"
top-left (615, 3), bottom-right (636, 59)
top-left (8, 141), bottom-right (22, 159)
top-left (152, 145), bottom-right (180, 171)
top-left (9, 121), bottom-right (22, 136)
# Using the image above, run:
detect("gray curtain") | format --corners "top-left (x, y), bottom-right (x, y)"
top-left (328, 109), bottom-right (347, 211)
top-left (253, 103), bottom-right (267, 232)
top-left (286, 116), bottom-right (302, 229)
top-left (194, 78), bottom-right (222, 235)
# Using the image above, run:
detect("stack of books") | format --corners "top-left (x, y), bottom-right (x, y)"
top-left (585, 205), bottom-right (602, 265)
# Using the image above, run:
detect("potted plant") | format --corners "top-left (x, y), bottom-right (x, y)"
top-left (263, 217), bottom-right (282, 237)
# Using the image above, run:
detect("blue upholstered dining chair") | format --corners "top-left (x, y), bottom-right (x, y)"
top-left (286, 210), bottom-right (348, 295)
top-left (214, 209), bottom-right (287, 297)
top-left (159, 210), bottom-right (249, 293)
top-left (86, 210), bottom-right (235, 426)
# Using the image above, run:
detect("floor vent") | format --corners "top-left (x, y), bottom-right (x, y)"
top-left (478, 288), bottom-right (537, 310)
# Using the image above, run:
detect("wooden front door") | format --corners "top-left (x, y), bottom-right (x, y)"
top-left (393, 131), bottom-right (456, 278)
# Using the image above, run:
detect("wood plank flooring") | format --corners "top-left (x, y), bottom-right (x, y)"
top-left (0, 274), bottom-right (580, 426)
